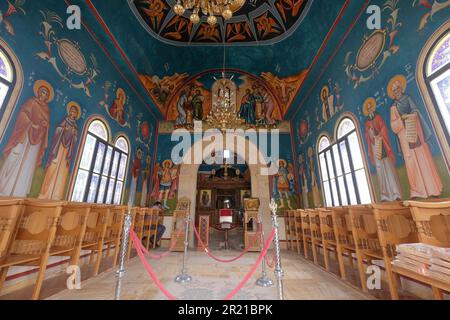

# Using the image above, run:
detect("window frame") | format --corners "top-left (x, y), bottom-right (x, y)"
top-left (0, 38), bottom-right (23, 142)
top-left (317, 116), bottom-right (373, 207)
top-left (416, 21), bottom-right (450, 172)
top-left (69, 117), bottom-right (129, 205)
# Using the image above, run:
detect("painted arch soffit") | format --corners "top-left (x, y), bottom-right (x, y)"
top-left (130, 0), bottom-right (312, 46)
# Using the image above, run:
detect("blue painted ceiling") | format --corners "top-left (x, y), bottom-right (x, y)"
top-left (75, 0), bottom-right (368, 120)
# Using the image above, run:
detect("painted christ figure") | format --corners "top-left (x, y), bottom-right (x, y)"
top-left (389, 76), bottom-right (443, 198)
top-left (39, 102), bottom-right (80, 200)
top-left (128, 150), bottom-right (142, 206)
top-left (0, 80), bottom-right (53, 197)
top-left (140, 155), bottom-right (151, 207)
top-left (363, 98), bottom-right (402, 202)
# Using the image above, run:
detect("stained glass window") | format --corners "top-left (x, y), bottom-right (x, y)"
top-left (317, 117), bottom-right (372, 207)
top-left (71, 119), bottom-right (129, 205)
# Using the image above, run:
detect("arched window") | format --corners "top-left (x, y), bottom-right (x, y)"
top-left (417, 22), bottom-right (450, 171)
top-left (0, 39), bottom-right (23, 140)
top-left (317, 117), bottom-right (372, 207)
top-left (71, 119), bottom-right (129, 204)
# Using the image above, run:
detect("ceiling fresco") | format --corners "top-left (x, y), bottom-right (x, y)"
top-left (131, 0), bottom-right (311, 45)
top-left (81, 0), bottom-right (362, 119)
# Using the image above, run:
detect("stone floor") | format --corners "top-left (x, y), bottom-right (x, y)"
top-left (47, 249), bottom-right (371, 300)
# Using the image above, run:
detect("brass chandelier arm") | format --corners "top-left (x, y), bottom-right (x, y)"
top-left (173, 0), bottom-right (245, 26)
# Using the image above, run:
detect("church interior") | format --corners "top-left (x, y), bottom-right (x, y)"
top-left (0, 0), bottom-right (449, 302)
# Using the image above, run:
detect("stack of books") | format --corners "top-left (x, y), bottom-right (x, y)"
top-left (392, 243), bottom-right (432, 274)
top-left (428, 247), bottom-right (450, 283)
top-left (392, 243), bottom-right (450, 283)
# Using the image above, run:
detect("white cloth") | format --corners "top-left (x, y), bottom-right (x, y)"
top-left (0, 136), bottom-right (41, 197)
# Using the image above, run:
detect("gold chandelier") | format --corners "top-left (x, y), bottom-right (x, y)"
top-left (173, 0), bottom-right (245, 26)
top-left (206, 90), bottom-right (244, 131)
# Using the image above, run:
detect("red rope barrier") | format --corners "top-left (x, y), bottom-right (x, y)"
top-left (224, 228), bottom-right (275, 300)
top-left (259, 224), bottom-right (275, 269)
top-left (191, 221), bottom-right (260, 263)
top-left (130, 231), bottom-right (177, 300)
top-left (137, 228), bottom-right (183, 260)
top-left (130, 227), bottom-right (276, 300)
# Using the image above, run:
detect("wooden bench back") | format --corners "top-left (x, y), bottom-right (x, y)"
top-left (404, 200), bottom-right (450, 247)
top-left (10, 200), bottom-right (64, 255)
top-left (300, 210), bottom-right (311, 237)
top-left (308, 209), bottom-right (322, 240)
top-left (84, 205), bottom-right (111, 245)
top-left (318, 208), bottom-right (335, 242)
top-left (348, 205), bottom-right (381, 254)
top-left (0, 199), bottom-right (24, 258)
top-left (294, 210), bottom-right (302, 235)
top-left (331, 207), bottom-right (353, 246)
top-left (53, 202), bottom-right (91, 250)
top-left (373, 202), bottom-right (419, 259)
top-left (105, 206), bottom-right (126, 240)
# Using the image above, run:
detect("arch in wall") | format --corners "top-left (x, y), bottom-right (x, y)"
top-left (416, 20), bottom-right (450, 172)
top-left (0, 37), bottom-right (24, 142)
top-left (177, 133), bottom-right (273, 245)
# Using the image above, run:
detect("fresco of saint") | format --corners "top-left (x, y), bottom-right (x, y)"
top-left (272, 159), bottom-right (295, 209)
top-left (140, 154), bottom-right (151, 207)
top-left (320, 85), bottom-right (335, 122)
top-left (128, 149), bottom-right (142, 205)
top-left (0, 80), bottom-right (53, 197)
top-left (238, 88), bottom-right (257, 126)
top-left (298, 154), bottom-right (309, 208)
top-left (109, 88), bottom-right (127, 125)
top-left (308, 147), bottom-right (321, 207)
top-left (38, 101), bottom-right (81, 200)
top-left (175, 89), bottom-right (188, 128)
top-left (363, 97), bottom-right (402, 202)
top-left (190, 88), bottom-right (204, 121)
top-left (388, 75), bottom-right (443, 198)
top-left (151, 159), bottom-right (178, 209)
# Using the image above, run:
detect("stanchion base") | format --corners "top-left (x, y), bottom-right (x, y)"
top-left (175, 273), bottom-right (192, 283)
top-left (256, 276), bottom-right (274, 287)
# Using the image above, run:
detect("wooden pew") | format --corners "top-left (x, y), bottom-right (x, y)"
top-left (150, 208), bottom-right (162, 248)
top-left (330, 207), bottom-right (356, 280)
top-left (284, 210), bottom-right (292, 250)
top-left (300, 210), bottom-right (312, 260)
top-left (348, 205), bottom-right (383, 292)
top-left (293, 210), bottom-right (303, 255)
top-left (318, 208), bottom-right (339, 272)
top-left (144, 208), bottom-right (155, 250)
top-left (308, 209), bottom-right (322, 266)
top-left (50, 202), bottom-right (91, 268)
top-left (82, 205), bottom-right (111, 276)
top-left (401, 200), bottom-right (450, 300)
top-left (126, 207), bottom-right (138, 260)
top-left (0, 199), bottom-right (64, 300)
top-left (373, 201), bottom-right (420, 299)
top-left (103, 206), bottom-right (126, 267)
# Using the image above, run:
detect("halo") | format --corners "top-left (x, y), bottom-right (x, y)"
top-left (136, 149), bottom-right (143, 157)
top-left (33, 80), bottom-right (54, 102)
top-left (278, 159), bottom-right (287, 168)
top-left (362, 97), bottom-right (377, 117)
top-left (66, 101), bottom-right (81, 120)
top-left (387, 75), bottom-right (407, 99)
top-left (116, 88), bottom-right (126, 103)
top-left (320, 85), bottom-right (329, 102)
top-left (162, 159), bottom-right (173, 168)
top-left (307, 146), bottom-right (313, 158)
